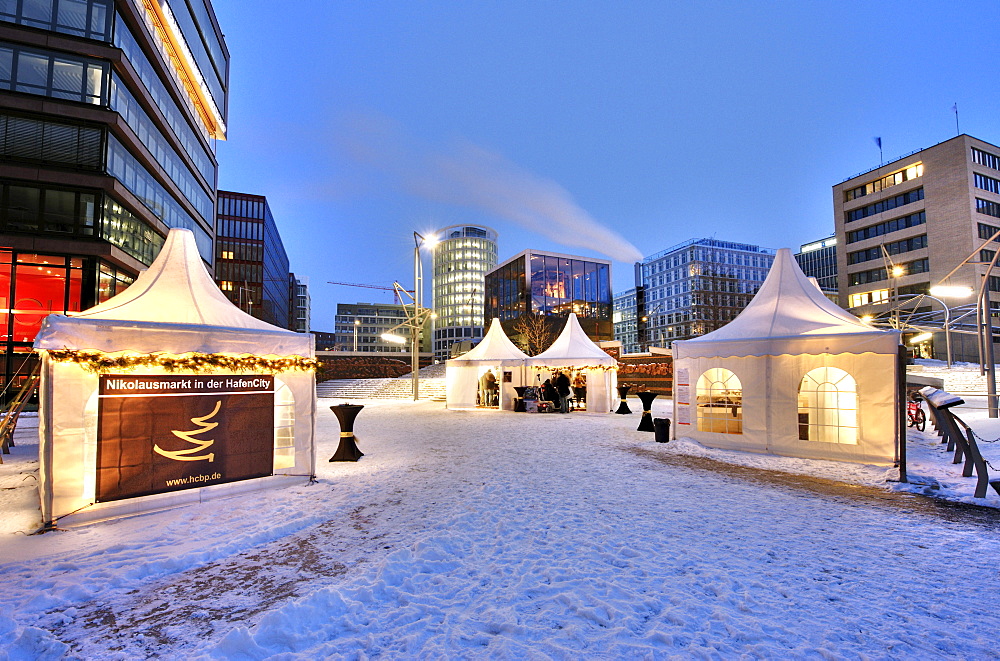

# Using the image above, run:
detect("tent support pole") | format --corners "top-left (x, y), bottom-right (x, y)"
top-left (897, 344), bottom-right (908, 483)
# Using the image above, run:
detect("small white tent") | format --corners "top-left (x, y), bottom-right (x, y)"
top-left (672, 248), bottom-right (900, 464)
top-left (33, 229), bottom-right (315, 526)
top-left (446, 318), bottom-right (529, 409)
top-left (526, 313), bottom-right (618, 413)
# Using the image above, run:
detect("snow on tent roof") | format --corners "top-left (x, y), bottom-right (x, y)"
top-left (674, 248), bottom-right (898, 359)
top-left (34, 229), bottom-right (312, 356)
top-left (449, 318), bottom-right (528, 364)
top-left (528, 313), bottom-right (617, 366)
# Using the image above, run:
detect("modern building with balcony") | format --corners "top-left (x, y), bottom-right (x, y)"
top-left (0, 0), bottom-right (228, 388)
top-left (215, 190), bottom-right (290, 329)
top-left (484, 248), bottom-right (613, 351)
top-left (834, 134), bottom-right (1000, 361)
top-left (430, 224), bottom-right (497, 362)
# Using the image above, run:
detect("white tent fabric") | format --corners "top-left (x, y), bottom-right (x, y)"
top-left (525, 313), bottom-right (618, 413)
top-left (33, 229), bottom-right (315, 525)
top-left (672, 248), bottom-right (900, 464)
top-left (446, 319), bottom-right (529, 409)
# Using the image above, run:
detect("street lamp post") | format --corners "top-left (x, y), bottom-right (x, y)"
top-left (411, 232), bottom-right (437, 400)
top-left (353, 318), bottom-right (360, 352)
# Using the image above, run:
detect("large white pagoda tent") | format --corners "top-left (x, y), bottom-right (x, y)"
top-left (33, 229), bottom-right (316, 527)
top-left (672, 248), bottom-right (901, 464)
top-left (526, 313), bottom-right (618, 413)
top-left (446, 318), bottom-right (530, 410)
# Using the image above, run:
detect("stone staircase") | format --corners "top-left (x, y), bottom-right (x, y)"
top-left (908, 362), bottom-right (989, 394)
top-left (316, 378), bottom-right (393, 399)
top-left (317, 364), bottom-right (448, 401)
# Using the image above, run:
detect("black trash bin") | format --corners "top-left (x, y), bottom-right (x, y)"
top-left (653, 418), bottom-right (671, 443)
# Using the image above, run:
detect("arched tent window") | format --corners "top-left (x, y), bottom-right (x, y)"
top-left (798, 367), bottom-right (858, 445)
top-left (274, 378), bottom-right (296, 468)
top-left (696, 368), bottom-right (742, 434)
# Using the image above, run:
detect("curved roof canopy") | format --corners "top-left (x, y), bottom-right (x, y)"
top-left (35, 229), bottom-right (312, 357)
top-left (674, 248), bottom-right (898, 359)
top-left (528, 313), bottom-right (617, 366)
top-left (448, 318), bottom-right (529, 365)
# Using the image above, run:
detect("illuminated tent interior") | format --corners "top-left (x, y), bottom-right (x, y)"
top-left (672, 248), bottom-right (900, 464)
top-left (446, 318), bottom-right (530, 409)
top-left (525, 312), bottom-right (618, 413)
top-left (33, 229), bottom-right (315, 526)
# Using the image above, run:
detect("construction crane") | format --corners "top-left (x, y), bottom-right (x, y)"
top-left (328, 281), bottom-right (413, 305)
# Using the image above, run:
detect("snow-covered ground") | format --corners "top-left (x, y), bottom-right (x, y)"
top-left (1, 396), bottom-right (999, 659)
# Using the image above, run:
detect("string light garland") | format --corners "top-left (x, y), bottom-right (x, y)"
top-left (619, 363), bottom-right (673, 376)
top-left (43, 349), bottom-right (318, 374)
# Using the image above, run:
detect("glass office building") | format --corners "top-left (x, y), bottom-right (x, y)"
top-left (794, 236), bottom-right (838, 294)
top-left (431, 224), bottom-right (498, 361)
top-left (0, 0), bottom-right (228, 390)
top-left (484, 249), bottom-right (613, 347)
top-left (215, 191), bottom-right (290, 329)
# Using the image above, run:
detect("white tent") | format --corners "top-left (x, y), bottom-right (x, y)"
top-left (446, 318), bottom-right (530, 410)
top-left (525, 313), bottom-right (618, 413)
top-left (33, 229), bottom-right (315, 526)
top-left (672, 248), bottom-right (900, 464)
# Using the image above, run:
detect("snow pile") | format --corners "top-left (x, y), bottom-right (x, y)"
top-left (0, 398), bottom-right (998, 658)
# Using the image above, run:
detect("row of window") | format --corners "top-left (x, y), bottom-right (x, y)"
top-left (844, 163), bottom-right (923, 202)
top-left (696, 367), bottom-right (858, 445)
top-left (109, 73), bottom-right (213, 222)
top-left (848, 258), bottom-right (929, 286)
top-left (973, 147), bottom-right (1000, 171)
top-left (0, 41), bottom-right (105, 105)
top-left (846, 188), bottom-right (924, 223)
top-left (847, 283), bottom-right (932, 308)
top-left (217, 240), bottom-right (263, 263)
top-left (217, 217), bottom-right (264, 241)
top-left (0, 111), bottom-right (102, 170)
top-left (107, 134), bottom-right (211, 260)
top-left (975, 172), bottom-right (1000, 195)
top-left (847, 235), bottom-right (927, 265)
top-left (215, 262), bottom-right (263, 286)
top-left (0, 0), bottom-right (112, 41)
top-left (978, 221), bottom-right (1000, 241)
top-left (846, 211), bottom-right (925, 244)
top-left (218, 195), bottom-right (267, 220)
top-left (113, 14), bottom-right (214, 178)
top-left (977, 198), bottom-right (1000, 220)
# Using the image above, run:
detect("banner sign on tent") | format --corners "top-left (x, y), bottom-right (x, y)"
top-left (96, 375), bottom-right (275, 502)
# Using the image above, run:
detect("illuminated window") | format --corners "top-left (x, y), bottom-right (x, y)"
top-left (845, 163), bottom-right (923, 201)
top-left (848, 289), bottom-right (890, 308)
top-left (696, 368), bottom-right (742, 434)
top-left (221, 250), bottom-right (234, 260)
top-left (798, 367), bottom-right (858, 444)
top-left (220, 280), bottom-right (233, 291)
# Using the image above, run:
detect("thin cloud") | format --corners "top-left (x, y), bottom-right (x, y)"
top-left (338, 114), bottom-right (643, 263)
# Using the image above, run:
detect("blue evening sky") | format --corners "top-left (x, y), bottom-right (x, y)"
top-left (213, 1), bottom-right (1000, 330)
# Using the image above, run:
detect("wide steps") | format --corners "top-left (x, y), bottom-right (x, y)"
top-left (317, 375), bottom-right (447, 401)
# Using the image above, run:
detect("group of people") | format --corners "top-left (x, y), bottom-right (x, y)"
top-left (540, 370), bottom-right (586, 413)
top-left (478, 368), bottom-right (587, 412)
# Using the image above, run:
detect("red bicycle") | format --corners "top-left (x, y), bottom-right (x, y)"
top-left (907, 398), bottom-right (926, 431)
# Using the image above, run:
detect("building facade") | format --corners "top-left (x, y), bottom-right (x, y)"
top-left (215, 191), bottom-right (290, 329)
top-left (290, 275), bottom-right (309, 333)
top-left (430, 224), bottom-right (498, 362)
top-left (333, 302), bottom-right (432, 354)
top-left (613, 287), bottom-right (640, 354)
top-left (484, 248), bottom-right (613, 350)
top-left (834, 134), bottom-right (1000, 361)
top-left (794, 236), bottom-right (838, 295)
top-left (629, 238), bottom-right (774, 350)
top-left (0, 0), bottom-right (228, 388)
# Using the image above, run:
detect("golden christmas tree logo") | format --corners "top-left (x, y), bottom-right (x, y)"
top-left (154, 400), bottom-right (221, 462)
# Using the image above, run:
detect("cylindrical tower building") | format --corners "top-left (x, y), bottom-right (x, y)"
top-left (431, 225), bottom-right (499, 361)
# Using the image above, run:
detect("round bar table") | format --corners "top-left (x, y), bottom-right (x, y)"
top-left (636, 391), bottom-right (658, 432)
top-left (615, 385), bottom-right (632, 414)
top-left (329, 404), bottom-right (365, 462)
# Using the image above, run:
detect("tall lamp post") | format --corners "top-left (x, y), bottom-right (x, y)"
top-left (353, 318), bottom-right (360, 352)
